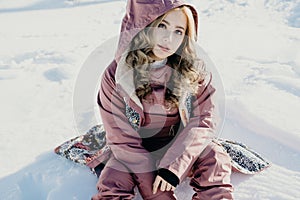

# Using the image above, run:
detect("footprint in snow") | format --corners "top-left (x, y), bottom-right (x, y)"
top-left (43, 68), bottom-right (68, 82)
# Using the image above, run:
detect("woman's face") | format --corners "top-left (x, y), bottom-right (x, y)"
top-left (151, 9), bottom-right (187, 61)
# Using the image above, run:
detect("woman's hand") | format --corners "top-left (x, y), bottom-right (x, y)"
top-left (152, 175), bottom-right (176, 194)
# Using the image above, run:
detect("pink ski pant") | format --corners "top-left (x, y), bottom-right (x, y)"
top-left (92, 142), bottom-right (233, 200)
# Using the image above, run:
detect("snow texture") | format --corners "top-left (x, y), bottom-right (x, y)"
top-left (0, 0), bottom-right (300, 199)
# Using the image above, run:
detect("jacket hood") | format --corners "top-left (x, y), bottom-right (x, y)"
top-left (115, 0), bottom-right (199, 62)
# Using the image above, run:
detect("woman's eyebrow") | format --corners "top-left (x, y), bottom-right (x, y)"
top-left (162, 19), bottom-right (186, 30)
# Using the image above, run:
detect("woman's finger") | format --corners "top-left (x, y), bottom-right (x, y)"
top-left (166, 183), bottom-right (172, 191)
top-left (171, 186), bottom-right (176, 191)
top-left (160, 179), bottom-right (167, 191)
top-left (153, 176), bottom-right (162, 194)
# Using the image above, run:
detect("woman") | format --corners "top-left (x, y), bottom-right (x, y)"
top-left (92, 0), bottom-right (233, 199)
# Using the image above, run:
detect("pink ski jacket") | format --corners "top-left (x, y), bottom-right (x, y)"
top-left (91, 0), bottom-right (218, 183)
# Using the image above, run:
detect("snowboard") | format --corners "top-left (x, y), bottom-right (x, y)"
top-left (54, 125), bottom-right (110, 175)
top-left (54, 124), bottom-right (270, 175)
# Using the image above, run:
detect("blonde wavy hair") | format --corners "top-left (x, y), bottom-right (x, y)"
top-left (125, 6), bottom-right (206, 108)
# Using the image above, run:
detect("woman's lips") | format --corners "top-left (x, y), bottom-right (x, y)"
top-left (158, 44), bottom-right (170, 52)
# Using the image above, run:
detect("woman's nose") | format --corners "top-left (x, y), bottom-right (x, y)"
top-left (163, 32), bottom-right (172, 42)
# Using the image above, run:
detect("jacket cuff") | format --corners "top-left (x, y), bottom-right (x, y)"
top-left (157, 168), bottom-right (180, 187)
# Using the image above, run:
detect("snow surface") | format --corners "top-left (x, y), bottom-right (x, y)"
top-left (0, 0), bottom-right (300, 199)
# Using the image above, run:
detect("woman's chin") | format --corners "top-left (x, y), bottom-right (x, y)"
top-left (152, 51), bottom-right (170, 61)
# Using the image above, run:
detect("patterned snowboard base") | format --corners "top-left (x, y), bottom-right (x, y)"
top-left (55, 125), bottom-right (270, 175)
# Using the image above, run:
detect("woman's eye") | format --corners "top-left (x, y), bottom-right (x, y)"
top-left (158, 23), bottom-right (166, 29)
top-left (175, 30), bottom-right (183, 35)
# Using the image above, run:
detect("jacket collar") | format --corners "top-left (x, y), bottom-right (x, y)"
top-left (115, 57), bottom-right (191, 126)
top-left (115, 56), bottom-right (143, 109)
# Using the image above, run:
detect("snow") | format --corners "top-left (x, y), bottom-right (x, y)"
top-left (0, 0), bottom-right (300, 199)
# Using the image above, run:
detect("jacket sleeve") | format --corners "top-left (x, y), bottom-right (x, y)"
top-left (98, 61), bottom-right (155, 173)
top-left (157, 73), bottom-right (217, 182)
